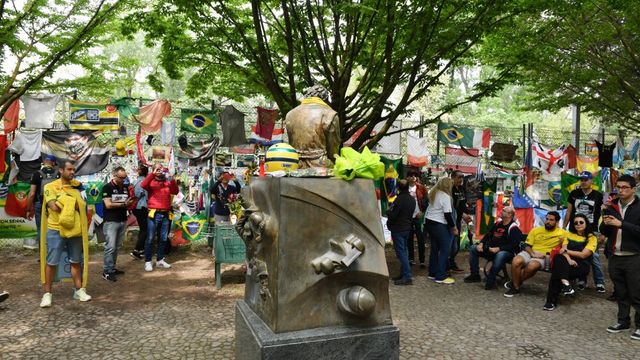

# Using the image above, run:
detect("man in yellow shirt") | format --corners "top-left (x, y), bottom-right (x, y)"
top-left (504, 211), bottom-right (567, 297)
top-left (40, 160), bottom-right (91, 308)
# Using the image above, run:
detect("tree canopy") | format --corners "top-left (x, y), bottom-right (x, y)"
top-left (126, 0), bottom-right (542, 148)
top-left (481, 0), bottom-right (640, 131)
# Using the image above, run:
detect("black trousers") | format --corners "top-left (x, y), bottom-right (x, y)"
top-left (407, 218), bottom-right (425, 263)
top-left (609, 254), bottom-right (640, 327)
top-left (132, 207), bottom-right (149, 252)
top-left (546, 254), bottom-right (590, 304)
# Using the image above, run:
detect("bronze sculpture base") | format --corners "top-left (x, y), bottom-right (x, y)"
top-left (235, 300), bottom-right (400, 360)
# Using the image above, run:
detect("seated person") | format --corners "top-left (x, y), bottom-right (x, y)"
top-left (504, 211), bottom-right (567, 297)
top-left (464, 206), bottom-right (522, 290)
top-left (543, 214), bottom-right (597, 311)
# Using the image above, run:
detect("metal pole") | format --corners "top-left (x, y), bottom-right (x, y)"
top-left (571, 104), bottom-right (580, 149)
top-left (522, 124), bottom-right (526, 163)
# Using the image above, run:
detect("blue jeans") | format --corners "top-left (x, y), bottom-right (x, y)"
top-left (35, 200), bottom-right (42, 247)
top-left (426, 221), bottom-right (453, 281)
top-left (103, 221), bottom-right (126, 273)
top-left (45, 229), bottom-right (82, 266)
top-left (145, 211), bottom-right (170, 262)
top-left (391, 230), bottom-right (412, 281)
top-left (408, 218), bottom-right (425, 263)
top-left (468, 244), bottom-right (514, 285)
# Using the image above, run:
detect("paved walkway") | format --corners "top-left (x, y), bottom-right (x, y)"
top-left (0, 246), bottom-right (637, 359)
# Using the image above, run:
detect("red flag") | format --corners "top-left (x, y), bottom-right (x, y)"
top-left (2, 100), bottom-right (20, 133)
top-left (515, 208), bottom-right (534, 234)
top-left (255, 107), bottom-right (278, 139)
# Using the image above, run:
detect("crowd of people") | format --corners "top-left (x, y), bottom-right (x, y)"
top-left (26, 157), bottom-right (241, 308)
top-left (386, 170), bottom-right (640, 341)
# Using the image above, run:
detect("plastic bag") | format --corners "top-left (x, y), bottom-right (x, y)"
top-left (333, 146), bottom-right (385, 181)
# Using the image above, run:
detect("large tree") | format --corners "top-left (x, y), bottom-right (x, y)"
top-left (0, 0), bottom-right (127, 119)
top-left (482, 0), bottom-right (640, 131)
top-left (126, 0), bottom-right (539, 148)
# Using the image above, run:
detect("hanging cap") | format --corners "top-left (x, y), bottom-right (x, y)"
top-left (115, 140), bottom-right (127, 156)
top-left (578, 171), bottom-right (593, 179)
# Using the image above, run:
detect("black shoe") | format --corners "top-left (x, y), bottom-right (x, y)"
top-left (504, 288), bottom-right (520, 298)
top-left (596, 284), bottom-right (606, 293)
top-left (0, 291), bottom-right (8, 303)
top-left (394, 279), bottom-right (413, 285)
top-left (504, 281), bottom-right (513, 290)
top-left (111, 269), bottom-right (125, 275)
top-left (607, 323), bottom-right (631, 333)
top-left (391, 275), bottom-right (402, 281)
top-left (485, 283), bottom-right (497, 290)
top-left (464, 274), bottom-right (481, 283)
top-left (130, 251), bottom-right (143, 260)
top-left (102, 272), bottom-right (117, 282)
top-left (562, 284), bottom-right (575, 296)
top-left (576, 281), bottom-right (586, 291)
top-left (543, 303), bottom-right (556, 311)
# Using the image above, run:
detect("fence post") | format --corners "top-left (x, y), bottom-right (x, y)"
top-left (571, 104), bottom-right (580, 149)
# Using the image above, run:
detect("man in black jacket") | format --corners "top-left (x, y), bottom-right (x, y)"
top-left (600, 174), bottom-right (640, 341)
top-left (464, 206), bottom-right (522, 290)
top-left (387, 180), bottom-right (416, 285)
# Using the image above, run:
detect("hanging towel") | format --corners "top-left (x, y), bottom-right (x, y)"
top-left (161, 120), bottom-right (176, 144)
top-left (22, 94), bottom-right (63, 129)
top-left (220, 105), bottom-right (247, 147)
top-left (2, 99), bottom-right (20, 133)
top-left (8, 128), bottom-right (42, 161)
top-left (406, 134), bottom-right (429, 167)
top-left (137, 100), bottom-right (172, 134)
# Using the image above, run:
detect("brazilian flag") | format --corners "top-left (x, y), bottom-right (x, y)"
top-left (86, 181), bottom-right (105, 205)
top-left (180, 213), bottom-right (207, 241)
top-left (180, 109), bottom-right (217, 135)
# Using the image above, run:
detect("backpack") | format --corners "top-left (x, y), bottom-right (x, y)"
top-left (39, 167), bottom-right (57, 197)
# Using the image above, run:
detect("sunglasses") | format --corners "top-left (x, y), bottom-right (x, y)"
top-left (574, 221), bottom-right (585, 225)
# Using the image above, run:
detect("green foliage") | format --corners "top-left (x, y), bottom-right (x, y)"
top-left (126, 0), bottom-right (537, 148)
top-left (481, 0), bottom-right (640, 131)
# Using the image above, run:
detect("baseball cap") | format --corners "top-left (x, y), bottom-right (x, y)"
top-left (115, 140), bottom-right (126, 156)
top-left (44, 154), bottom-right (56, 163)
top-left (578, 171), bottom-right (593, 179)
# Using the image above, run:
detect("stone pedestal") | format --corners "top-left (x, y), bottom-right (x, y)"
top-left (235, 300), bottom-right (399, 360)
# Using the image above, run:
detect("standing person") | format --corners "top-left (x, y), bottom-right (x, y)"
top-left (211, 172), bottom-right (241, 223)
top-left (562, 170), bottom-right (605, 292)
top-left (464, 206), bottom-right (522, 290)
top-left (425, 177), bottom-right (457, 285)
top-left (543, 214), bottom-right (597, 311)
top-left (40, 161), bottom-right (91, 308)
top-left (449, 170), bottom-right (471, 273)
top-left (600, 174), bottom-right (640, 340)
top-left (25, 155), bottom-right (58, 250)
top-left (101, 166), bottom-right (134, 282)
top-left (504, 211), bottom-right (566, 297)
top-left (388, 180), bottom-right (416, 285)
top-left (141, 163), bottom-right (179, 272)
top-left (130, 164), bottom-right (149, 260)
top-left (406, 171), bottom-right (427, 268)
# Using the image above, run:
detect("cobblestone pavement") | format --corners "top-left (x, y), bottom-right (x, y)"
top-left (0, 246), bottom-right (637, 359)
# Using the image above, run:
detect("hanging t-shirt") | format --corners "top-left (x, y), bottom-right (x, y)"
top-left (596, 140), bottom-right (616, 168)
top-left (220, 105), bottom-right (247, 147)
top-left (8, 129), bottom-right (42, 161)
top-left (22, 94), bottom-right (63, 129)
top-left (161, 120), bottom-right (176, 144)
top-left (15, 156), bottom-right (42, 182)
top-left (565, 144), bottom-right (577, 169)
top-left (138, 100), bottom-right (172, 134)
top-left (255, 107), bottom-right (278, 140)
top-left (568, 189), bottom-right (603, 226)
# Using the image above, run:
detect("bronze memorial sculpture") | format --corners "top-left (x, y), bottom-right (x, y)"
top-left (234, 85), bottom-right (399, 359)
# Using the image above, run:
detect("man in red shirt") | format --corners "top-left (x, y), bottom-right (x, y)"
top-left (141, 163), bottom-right (179, 272)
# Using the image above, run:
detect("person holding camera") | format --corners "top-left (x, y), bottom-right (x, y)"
top-left (141, 163), bottom-right (179, 272)
top-left (211, 171), bottom-right (241, 224)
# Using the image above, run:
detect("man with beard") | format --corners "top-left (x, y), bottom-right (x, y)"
top-left (504, 211), bottom-right (567, 297)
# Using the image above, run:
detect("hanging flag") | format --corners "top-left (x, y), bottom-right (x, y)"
top-left (407, 134), bottom-right (429, 167)
top-left (180, 109), bottom-right (217, 135)
top-left (577, 156), bottom-right (599, 174)
top-left (2, 99), bottom-right (20, 134)
top-left (438, 122), bottom-right (490, 149)
top-left (445, 147), bottom-right (479, 174)
top-left (383, 162), bottom-right (399, 203)
top-left (180, 213), bottom-right (207, 241)
top-left (41, 131), bottom-right (110, 176)
top-left (376, 157), bottom-right (403, 215)
top-left (5, 182), bottom-right (30, 218)
top-left (255, 107), bottom-right (278, 139)
top-left (248, 125), bottom-right (284, 145)
top-left (68, 100), bottom-right (120, 131)
top-left (137, 100), bottom-right (172, 134)
top-left (480, 179), bottom-right (497, 235)
top-left (531, 142), bottom-right (567, 174)
top-left (85, 181), bottom-right (105, 205)
top-left (177, 137), bottom-right (219, 162)
top-left (512, 186), bottom-right (536, 209)
top-left (513, 187), bottom-right (535, 234)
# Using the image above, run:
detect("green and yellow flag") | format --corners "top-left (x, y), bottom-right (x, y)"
top-left (86, 181), bottom-right (105, 205)
top-left (180, 213), bottom-right (207, 241)
top-left (180, 109), bottom-right (217, 134)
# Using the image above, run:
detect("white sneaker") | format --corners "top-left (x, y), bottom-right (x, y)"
top-left (156, 259), bottom-right (171, 269)
top-left (73, 288), bottom-right (92, 302)
top-left (40, 293), bottom-right (52, 308)
top-left (145, 261), bottom-right (153, 272)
